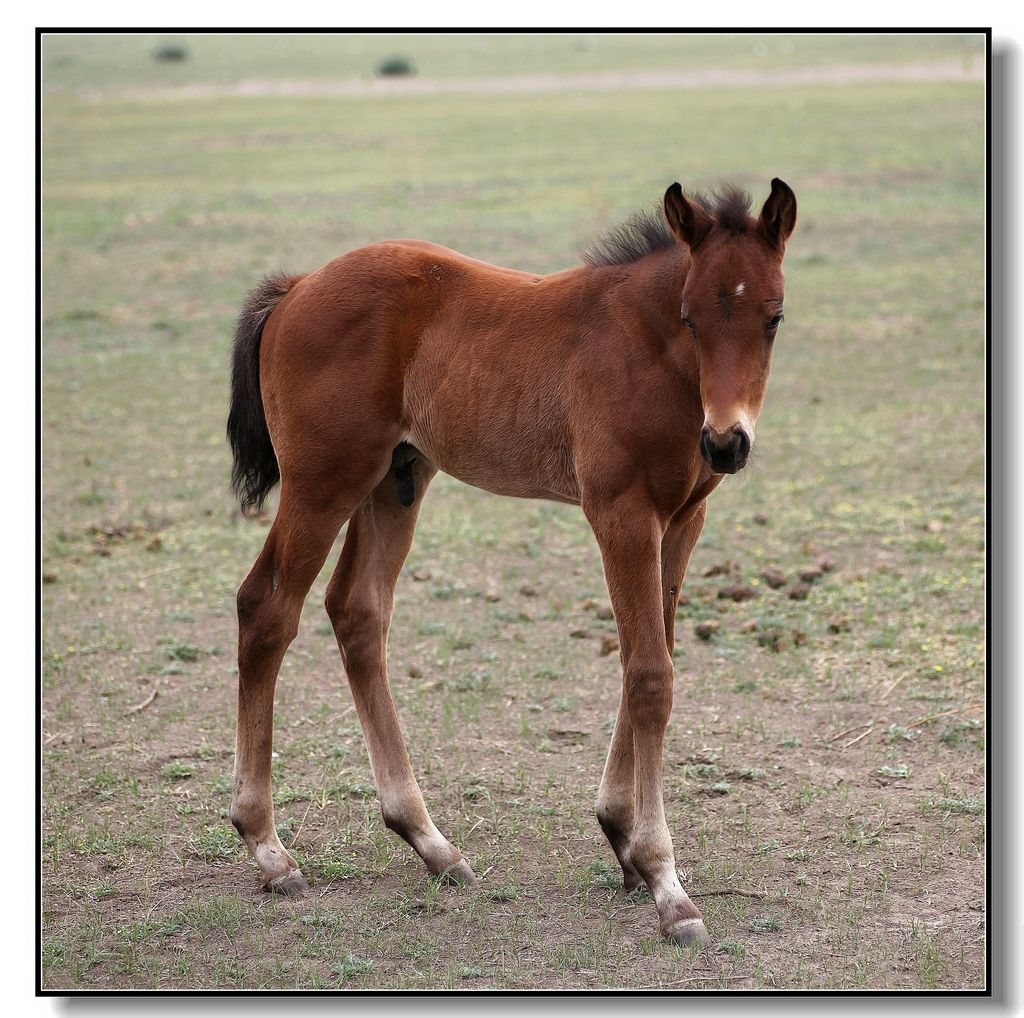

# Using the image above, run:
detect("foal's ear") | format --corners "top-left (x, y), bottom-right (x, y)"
top-left (757, 178), bottom-right (798, 249)
top-left (664, 182), bottom-right (712, 249)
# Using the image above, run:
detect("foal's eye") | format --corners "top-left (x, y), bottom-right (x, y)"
top-left (767, 312), bottom-right (784, 333)
top-left (681, 316), bottom-right (695, 331)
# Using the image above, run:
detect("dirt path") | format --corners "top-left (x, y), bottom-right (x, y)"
top-left (78, 59), bottom-right (983, 103)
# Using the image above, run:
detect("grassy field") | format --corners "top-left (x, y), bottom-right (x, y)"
top-left (40, 33), bottom-right (986, 990)
top-left (42, 32), bottom-right (982, 90)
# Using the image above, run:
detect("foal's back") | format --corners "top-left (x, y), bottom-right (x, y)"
top-left (261, 240), bottom-right (603, 503)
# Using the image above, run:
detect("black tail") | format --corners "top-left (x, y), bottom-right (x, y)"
top-left (227, 271), bottom-right (301, 515)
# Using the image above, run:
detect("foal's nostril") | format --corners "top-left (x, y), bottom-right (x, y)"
top-left (699, 426), bottom-right (713, 462)
top-left (733, 428), bottom-right (751, 463)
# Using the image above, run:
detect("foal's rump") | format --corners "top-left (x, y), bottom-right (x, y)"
top-left (254, 245), bottom-right (424, 495)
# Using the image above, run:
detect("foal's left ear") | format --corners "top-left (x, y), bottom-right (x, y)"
top-left (757, 178), bottom-right (798, 249)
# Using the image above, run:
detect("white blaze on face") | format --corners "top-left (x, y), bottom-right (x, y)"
top-left (700, 279), bottom-right (761, 449)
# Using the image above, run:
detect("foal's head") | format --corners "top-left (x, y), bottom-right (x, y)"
top-left (664, 179), bottom-right (797, 474)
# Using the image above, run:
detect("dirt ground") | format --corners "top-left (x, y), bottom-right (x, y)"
top-left (40, 490), bottom-right (986, 989)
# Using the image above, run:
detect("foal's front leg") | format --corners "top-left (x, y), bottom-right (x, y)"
top-left (588, 500), bottom-right (710, 947)
top-left (597, 504), bottom-right (707, 895)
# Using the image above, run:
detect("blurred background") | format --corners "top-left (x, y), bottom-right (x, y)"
top-left (41, 33), bottom-right (986, 991)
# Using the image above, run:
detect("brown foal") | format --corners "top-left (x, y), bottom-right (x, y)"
top-left (226, 179), bottom-right (797, 947)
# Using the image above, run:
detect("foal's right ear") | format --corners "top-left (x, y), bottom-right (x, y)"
top-left (664, 182), bottom-right (712, 250)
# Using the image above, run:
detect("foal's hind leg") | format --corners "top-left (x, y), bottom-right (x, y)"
top-left (326, 457), bottom-right (475, 884)
top-left (231, 486), bottom-right (364, 894)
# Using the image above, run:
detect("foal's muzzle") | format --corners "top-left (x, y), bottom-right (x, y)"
top-left (700, 424), bottom-right (752, 474)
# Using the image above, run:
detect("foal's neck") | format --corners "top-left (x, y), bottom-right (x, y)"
top-left (609, 244), bottom-right (692, 348)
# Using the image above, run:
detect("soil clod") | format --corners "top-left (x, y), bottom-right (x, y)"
top-left (718, 584), bottom-right (758, 602)
top-left (760, 566), bottom-right (787, 589)
top-left (695, 621), bottom-right (720, 641)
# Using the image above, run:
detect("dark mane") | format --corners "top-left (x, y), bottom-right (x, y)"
top-left (582, 184), bottom-right (753, 267)
top-left (582, 207), bottom-right (674, 268)
top-left (690, 184), bottom-right (753, 235)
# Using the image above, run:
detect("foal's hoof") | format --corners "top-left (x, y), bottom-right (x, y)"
top-left (266, 868), bottom-right (309, 897)
top-left (439, 860), bottom-right (476, 887)
top-left (666, 918), bottom-right (712, 949)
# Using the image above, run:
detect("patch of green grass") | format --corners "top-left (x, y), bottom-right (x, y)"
top-left (681, 761), bottom-right (721, 780)
top-left (906, 921), bottom-right (945, 989)
top-left (748, 916), bottom-right (782, 934)
top-left (120, 915), bottom-right (185, 943)
top-left (839, 819), bottom-right (885, 851)
top-left (41, 940), bottom-right (68, 970)
top-left (451, 671), bottom-right (493, 693)
top-left (162, 760), bottom-right (195, 780)
top-left (884, 724), bottom-right (917, 743)
top-left (332, 954), bottom-right (374, 983)
top-left (930, 794), bottom-right (984, 816)
top-left (188, 825), bottom-right (241, 862)
top-left (735, 767), bottom-right (768, 781)
top-left (585, 859), bottom-right (622, 891)
top-left (937, 718), bottom-right (983, 748)
top-left (306, 846), bottom-right (364, 882)
top-left (299, 912), bottom-right (346, 928)
top-left (167, 644), bottom-right (202, 662)
top-left (484, 879), bottom-right (520, 902)
top-left (877, 765), bottom-right (911, 779)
